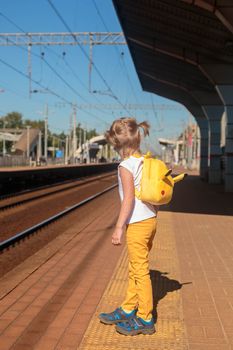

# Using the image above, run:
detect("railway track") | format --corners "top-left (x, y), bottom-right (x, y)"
top-left (0, 176), bottom-right (81, 201)
top-left (0, 174), bottom-right (119, 278)
top-left (0, 183), bottom-right (117, 252)
top-left (0, 172), bottom-right (118, 244)
top-left (0, 172), bottom-right (116, 211)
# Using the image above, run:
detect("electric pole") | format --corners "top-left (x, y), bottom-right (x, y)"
top-left (26, 125), bottom-right (31, 158)
top-left (65, 135), bottom-right (69, 165)
top-left (69, 113), bottom-right (73, 161)
top-left (73, 104), bottom-right (77, 161)
top-left (37, 130), bottom-right (42, 164)
top-left (52, 136), bottom-right (55, 159)
top-left (3, 120), bottom-right (6, 156)
top-left (83, 126), bottom-right (87, 162)
top-left (84, 126), bottom-right (86, 144)
top-left (44, 104), bottom-right (48, 161)
top-left (79, 128), bottom-right (82, 148)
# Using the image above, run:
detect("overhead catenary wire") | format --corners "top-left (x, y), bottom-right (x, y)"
top-left (150, 94), bottom-right (163, 131)
top-left (0, 84), bottom-right (59, 123)
top-left (0, 9), bottom-right (110, 116)
top-left (0, 11), bottom-right (26, 34)
top-left (61, 54), bottom-right (113, 117)
top-left (0, 12), bottom-right (72, 105)
top-left (92, 0), bottom-right (140, 105)
top-left (0, 57), bottom-right (73, 106)
top-left (34, 44), bottom-right (115, 118)
top-left (90, 2), bottom-right (177, 134)
top-left (47, 0), bottom-right (132, 116)
top-left (10, 35), bottom-right (106, 118)
top-left (63, 57), bottom-right (104, 104)
top-left (0, 77), bottom-right (45, 104)
top-left (0, 12), bottom-right (110, 125)
top-left (1, 7), bottom-right (121, 120)
top-left (41, 59), bottom-right (106, 121)
top-left (0, 58), bottom-right (107, 134)
top-left (0, 12), bottom-right (112, 124)
top-left (40, 54), bottom-right (110, 123)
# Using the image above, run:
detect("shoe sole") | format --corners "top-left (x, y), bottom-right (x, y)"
top-left (115, 326), bottom-right (155, 336)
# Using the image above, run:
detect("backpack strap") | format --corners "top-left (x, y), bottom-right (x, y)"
top-left (144, 151), bottom-right (152, 159)
top-left (135, 188), bottom-right (141, 199)
top-left (134, 152), bottom-right (147, 200)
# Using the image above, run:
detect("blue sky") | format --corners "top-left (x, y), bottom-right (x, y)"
top-left (0, 0), bottom-right (193, 151)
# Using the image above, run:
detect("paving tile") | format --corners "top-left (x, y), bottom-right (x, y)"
top-left (0, 318), bottom-right (12, 332)
top-left (57, 333), bottom-right (81, 347)
top-left (42, 326), bottom-right (64, 340)
top-left (0, 336), bottom-right (17, 350)
top-left (3, 325), bottom-right (25, 337)
top-left (199, 304), bottom-right (218, 317)
top-left (56, 345), bottom-right (78, 350)
top-left (186, 325), bottom-right (206, 339)
top-left (14, 330), bottom-right (42, 347)
top-left (9, 302), bottom-right (29, 312)
top-left (34, 337), bottom-right (58, 349)
top-left (189, 344), bottom-right (230, 350)
top-left (1, 310), bottom-right (20, 320)
top-left (12, 345), bottom-right (33, 350)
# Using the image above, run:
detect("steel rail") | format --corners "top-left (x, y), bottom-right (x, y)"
top-left (0, 171), bottom-right (115, 201)
top-left (0, 183), bottom-right (117, 252)
top-left (0, 177), bottom-right (83, 201)
top-left (0, 172), bottom-right (116, 211)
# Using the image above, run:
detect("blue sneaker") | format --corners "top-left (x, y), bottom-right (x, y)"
top-left (98, 307), bottom-right (136, 325)
top-left (115, 316), bottom-right (155, 335)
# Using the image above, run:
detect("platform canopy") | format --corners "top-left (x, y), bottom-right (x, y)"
top-left (112, 0), bottom-right (233, 108)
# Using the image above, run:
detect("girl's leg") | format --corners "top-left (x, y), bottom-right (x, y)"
top-left (123, 217), bottom-right (157, 321)
top-left (121, 259), bottom-right (138, 312)
top-left (121, 222), bottom-right (138, 312)
top-left (148, 228), bottom-right (156, 252)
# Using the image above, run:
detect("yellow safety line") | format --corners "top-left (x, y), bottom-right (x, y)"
top-left (79, 212), bottom-right (188, 350)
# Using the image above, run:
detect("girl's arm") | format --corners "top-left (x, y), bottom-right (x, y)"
top-left (112, 166), bottom-right (135, 245)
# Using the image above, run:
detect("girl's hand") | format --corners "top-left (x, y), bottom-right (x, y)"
top-left (112, 227), bottom-right (124, 245)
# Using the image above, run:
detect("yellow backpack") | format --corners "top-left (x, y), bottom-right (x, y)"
top-left (135, 152), bottom-right (186, 205)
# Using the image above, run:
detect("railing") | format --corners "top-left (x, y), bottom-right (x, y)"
top-left (0, 156), bottom-right (29, 167)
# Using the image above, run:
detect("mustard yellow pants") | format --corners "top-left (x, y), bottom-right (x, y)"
top-left (121, 216), bottom-right (157, 321)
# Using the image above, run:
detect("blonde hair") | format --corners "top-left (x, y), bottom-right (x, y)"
top-left (105, 117), bottom-right (150, 157)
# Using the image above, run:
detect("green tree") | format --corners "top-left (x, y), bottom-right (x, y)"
top-left (87, 128), bottom-right (98, 139)
top-left (76, 124), bottom-right (99, 141)
top-left (0, 111), bottom-right (23, 128)
top-left (50, 131), bottom-right (66, 150)
top-left (23, 119), bottom-right (44, 131)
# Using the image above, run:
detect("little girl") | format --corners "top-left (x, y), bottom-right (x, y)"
top-left (99, 117), bottom-right (157, 336)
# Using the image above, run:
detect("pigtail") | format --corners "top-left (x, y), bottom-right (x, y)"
top-left (138, 121), bottom-right (150, 136)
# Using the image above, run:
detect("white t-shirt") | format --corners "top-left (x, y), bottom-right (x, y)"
top-left (118, 155), bottom-right (157, 224)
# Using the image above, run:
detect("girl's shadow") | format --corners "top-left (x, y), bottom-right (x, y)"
top-left (150, 270), bottom-right (188, 323)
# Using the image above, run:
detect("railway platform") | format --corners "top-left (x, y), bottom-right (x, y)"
top-left (0, 170), bottom-right (233, 349)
